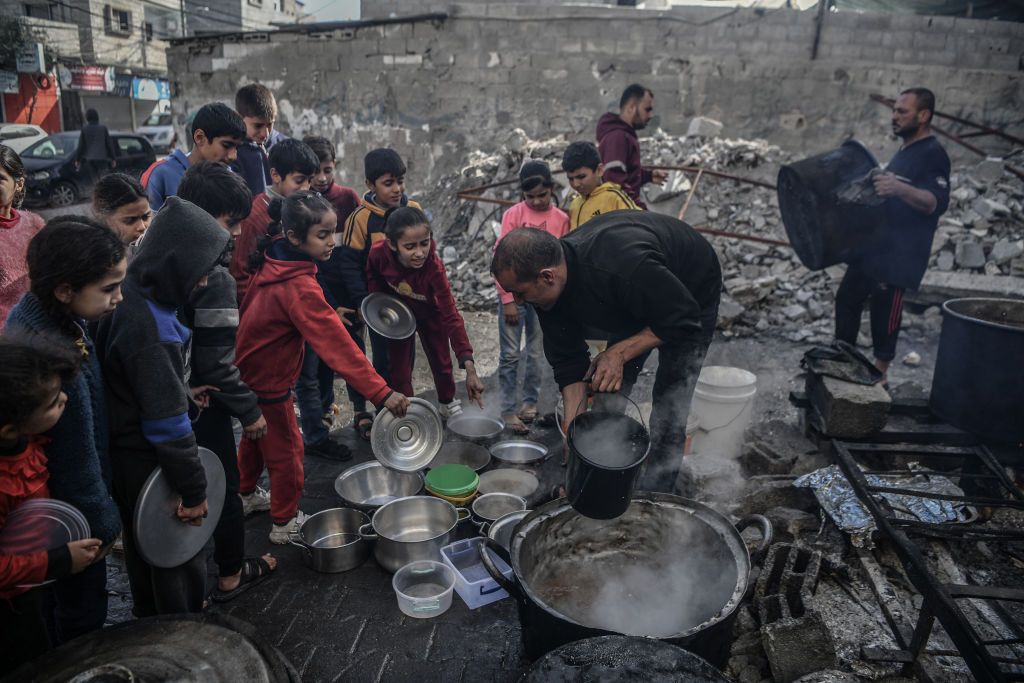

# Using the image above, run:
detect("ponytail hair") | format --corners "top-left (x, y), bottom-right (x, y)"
top-left (384, 206), bottom-right (431, 244)
top-left (248, 190), bottom-right (334, 271)
top-left (92, 173), bottom-right (147, 216)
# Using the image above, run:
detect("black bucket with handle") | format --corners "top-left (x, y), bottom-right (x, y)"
top-left (565, 395), bottom-right (650, 520)
top-left (777, 139), bottom-right (886, 271)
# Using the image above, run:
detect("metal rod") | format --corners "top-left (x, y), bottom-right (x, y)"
top-left (691, 224), bottom-right (791, 247)
top-left (649, 164), bottom-right (777, 190)
top-left (677, 167), bottom-right (703, 221)
top-left (870, 93), bottom-right (1024, 146)
top-left (456, 193), bottom-right (517, 207)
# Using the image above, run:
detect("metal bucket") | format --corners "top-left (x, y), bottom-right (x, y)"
top-left (777, 139), bottom-right (884, 271)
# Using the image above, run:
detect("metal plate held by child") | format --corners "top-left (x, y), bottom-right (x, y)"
top-left (372, 397), bottom-right (444, 472)
top-left (361, 292), bottom-right (417, 340)
top-left (132, 447), bottom-right (226, 569)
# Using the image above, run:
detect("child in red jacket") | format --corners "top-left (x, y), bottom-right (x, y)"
top-left (0, 339), bottom-right (102, 671)
top-left (366, 207), bottom-right (485, 415)
top-left (235, 192), bottom-right (409, 544)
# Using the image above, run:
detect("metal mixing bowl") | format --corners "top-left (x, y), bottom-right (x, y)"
top-left (335, 461), bottom-right (424, 512)
top-left (446, 414), bottom-right (505, 440)
top-left (430, 441), bottom-right (491, 471)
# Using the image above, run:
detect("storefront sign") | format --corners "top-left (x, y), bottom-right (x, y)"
top-left (57, 64), bottom-right (116, 92)
top-left (16, 44), bottom-right (45, 74)
top-left (132, 77), bottom-right (170, 101)
top-left (0, 71), bottom-right (19, 94)
top-left (112, 74), bottom-right (133, 98)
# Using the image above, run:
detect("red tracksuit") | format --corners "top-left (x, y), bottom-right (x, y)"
top-left (365, 240), bottom-right (474, 403)
top-left (0, 439), bottom-right (52, 597)
top-left (235, 242), bottom-right (391, 524)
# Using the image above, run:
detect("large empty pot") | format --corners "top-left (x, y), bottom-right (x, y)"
top-left (929, 298), bottom-right (1024, 443)
top-left (481, 493), bottom-right (771, 665)
top-left (778, 140), bottom-right (885, 271)
top-left (359, 496), bottom-right (468, 573)
top-left (334, 461), bottom-right (423, 512)
top-left (290, 508), bottom-right (370, 573)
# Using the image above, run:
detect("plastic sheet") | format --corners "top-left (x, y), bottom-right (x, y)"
top-left (794, 464), bottom-right (972, 545)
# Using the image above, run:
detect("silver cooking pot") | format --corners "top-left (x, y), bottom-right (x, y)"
top-left (290, 508), bottom-right (371, 573)
top-left (358, 496), bottom-right (469, 573)
top-left (481, 493), bottom-right (772, 665)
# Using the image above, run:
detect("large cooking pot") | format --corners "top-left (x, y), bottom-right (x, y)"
top-left (290, 508), bottom-right (370, 573)
top-left (930, 297), bottom-right (1024, 443)
top-left (358, 495), bottom-right (469, 573)
top-left (334, 461), bottom-right (423, 513)
top-left (778, 140), bottom-right (885, 271)
top-left (481, 493), bottom-right (772, 665)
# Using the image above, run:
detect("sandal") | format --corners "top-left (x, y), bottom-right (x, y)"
top-left (354, 412), bottom-right (374, 442)
top-left (518, 403), bottom-right (538, 424)
top-left (212, 555), bottom-right (276, 603)
top-left (537, 412), bottom-right (558, 428)
top-left (503, 415), bottom-right (530, 436)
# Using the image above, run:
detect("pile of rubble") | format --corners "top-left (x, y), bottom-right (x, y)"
top-left (419, 127), bottom-right (1022, 344)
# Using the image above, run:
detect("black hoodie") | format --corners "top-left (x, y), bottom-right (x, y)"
top-left (96, 197), bottom-right (230, 507)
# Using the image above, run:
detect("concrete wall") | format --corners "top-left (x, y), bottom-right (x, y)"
top-left (166, 4), bottom-right (1024, 187)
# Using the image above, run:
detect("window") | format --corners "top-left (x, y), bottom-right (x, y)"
top-left (116, 137), bottom-right (144, 156)
top-left (0, 126), bottom-right (38, 141)
top-left (248, 0), bottom-right (263, 6)
top-left (104, 5), bottom-right (132, 35)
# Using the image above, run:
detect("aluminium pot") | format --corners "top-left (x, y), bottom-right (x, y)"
top-left (929, 298), bottom-right (1024, 444)
top-left (290, 508), bottom-right (370, 573)
top-left (334, 461), bottom-right (423, 513)
top-left (480, 493), bottom-right (772, 666)
top-left (358, 495), bottom-right (469, 573)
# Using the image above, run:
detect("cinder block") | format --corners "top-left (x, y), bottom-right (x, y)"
top-left (762, 614), bottom-right (837, 682)
top-left (806, 373), bottom-right (891, 438)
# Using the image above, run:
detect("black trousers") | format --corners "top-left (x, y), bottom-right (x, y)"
top-left (0, 589), bottom-right (50, 672)
top-left (346, 322), bottom-right (391, 413)
top-left (602, 307), bottom-right (717, 495)
top-left (193, 403), bottom-right (244, 578)
top-left (112, 455), bottom-right (206, 617)
top-left (40, 557), bottom-right (107, 645)
top-left (835, 264), bottom-right (905, 363)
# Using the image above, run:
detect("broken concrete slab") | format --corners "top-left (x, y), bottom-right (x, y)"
top-left (687, 116), bottom-right (724, 138)
top-left (762, 614), bottom-right (838, 682)
top-left (806, 373), bottom-right (891, 439)
top-left (765, 506), bottom-right (821, 539)
top-left (970, 157), bottom-right (1004, 185)
top-left (954, 240), bottom-right (985, 268)
top-left (739, 476), bottom-right (818, 515)
top-left (972, 196), bottom-right (1010, 220)
top-left (907, 270), bottom-right (1024, 307)
top-left (990, 238), bottom-right (1024, 265)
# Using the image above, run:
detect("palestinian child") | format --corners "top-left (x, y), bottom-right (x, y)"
top-left (494, 160), bottom-right (569, 433)
top-left (176, 162), bottom-right (277, 602)
top-left (562, 141), bottom-right (641, 231)
top-left (230, 138), bottom-right (318, 304)
top-left (295, 135), bottom-right (364, 447)
top-left (141, 103), bottom-right (245, 211)
top-left (336, 149), bottom-right (419, 409)
top-left (231, 83), bottom-right (278, 198)
top-left (0, 145), bottom-right (45, 332)
top-left (91, 173), bottom-right (152, 245)
top-left (367, 207), bottom-right (484, 417)
top-left (95, 196), bottom-right (229, 616)
top-left (0, 339), bottom-right (102, 671)
top-left (235, 191), bottom-right (409, 543)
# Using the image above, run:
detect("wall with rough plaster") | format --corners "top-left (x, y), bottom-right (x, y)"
top-left (166, 4), bottom-right (1023, 187)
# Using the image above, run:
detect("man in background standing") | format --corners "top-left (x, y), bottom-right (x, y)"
top-left (596, 84), bottom-right (667, 209)
top-left (75, 109), bottom-right (116, 185)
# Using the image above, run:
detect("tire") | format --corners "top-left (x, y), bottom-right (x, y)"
top-left (50, 181), bottom-right (77, 208)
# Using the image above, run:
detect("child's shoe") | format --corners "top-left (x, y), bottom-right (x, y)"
top-left (439, 399), bottom-right (463, 419)
top-left (305, 437), bottom-right (352, 461)
top-left (269, 510), bottom-right (308, 544)
top-left (241, 485), bottom-right (271, 516)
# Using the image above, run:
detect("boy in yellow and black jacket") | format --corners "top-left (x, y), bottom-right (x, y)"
top-left (562, 141), bottom-right (641, 231)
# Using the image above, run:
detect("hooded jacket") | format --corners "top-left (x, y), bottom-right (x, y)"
top-left (568, 181), bottom-right (641, 231)
top-left (230, 190), bottom-right (278, 305)
top-left (96, 197), bottom-right (229, 507)
top-left (330, 193), bottom-right (420, 308)
top-left (5, 293), bottom-right (121, 544)
top-left (596, 112), bottom-right (652, 209)
top-left (366, 240), bottom-right (474, 366)
top-left (235, 240), bottom-right (391, 405)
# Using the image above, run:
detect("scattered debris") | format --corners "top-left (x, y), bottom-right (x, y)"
top-left (901, 351), bottom-right (921, 367)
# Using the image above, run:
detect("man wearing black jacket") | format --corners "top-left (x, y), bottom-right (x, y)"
top-left (492, 210), bottom-right (722, 494)
top-left (74, 109), bottom-right (117, 184)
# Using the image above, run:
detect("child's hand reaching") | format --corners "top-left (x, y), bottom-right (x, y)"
top-left (464, 361), bottom-right (485, 409)
top-left (68, 539), bottom-right (103, 573)
top-left (383, 392), bottom-right (410, 417)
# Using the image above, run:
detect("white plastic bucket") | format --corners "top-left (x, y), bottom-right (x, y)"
top-left (690, 366), bottom-right (757, 460)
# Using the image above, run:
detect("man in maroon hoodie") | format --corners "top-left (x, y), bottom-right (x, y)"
top-left (596, 84), bottom-right (668, 209)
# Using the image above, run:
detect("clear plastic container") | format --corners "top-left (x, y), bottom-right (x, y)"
top-left (440, 537), bottom-right (513, 609)
top-left (392, 560), bottom-right (456, 619)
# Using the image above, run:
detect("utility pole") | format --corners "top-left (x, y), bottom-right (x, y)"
top-left (180, 0), bottom-right (188, 37)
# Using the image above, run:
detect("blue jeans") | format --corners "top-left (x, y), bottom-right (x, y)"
top-left (498, 302), bottom-right (543, 417)
top-left (296, 342), bottom-right (334, 445)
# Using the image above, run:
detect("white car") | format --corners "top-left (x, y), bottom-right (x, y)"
top-left (135, 112), bottom-right (178, 154)
top-left (0, 124), bottom-right (48, 154)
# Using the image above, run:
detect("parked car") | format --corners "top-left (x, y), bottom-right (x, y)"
top-left (21, 131), bottom-right (156, 208)
top-left (135, 112), bottom-right (177, 154)
top-left (0, 123), bottom-right (48, 154)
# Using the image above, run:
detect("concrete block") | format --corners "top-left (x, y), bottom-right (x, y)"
top-left (738, 477), bottom-right (818, 515)
top-left (955, 240), bottom-right (986, 268)
top-left (805, 374), bottom-right (891, 439)
top-left (741, 441), bottom-right (797, 476)
top-left (762, 614), bottom-right (837, 682)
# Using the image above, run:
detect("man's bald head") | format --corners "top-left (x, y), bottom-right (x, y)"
top-left (491, 228), bottom-right (567, 310)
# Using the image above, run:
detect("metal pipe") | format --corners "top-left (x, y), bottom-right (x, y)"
top-left (677, 167), bottom-right (703, 221)
top-left (650, 164), bottom-right (777, 190)
top-left (692, 224), bottom-right (791, 248)
top-left (931, 124), bottom-right (1024, 182)
top-left (456, 193), bottom-right (516, 207)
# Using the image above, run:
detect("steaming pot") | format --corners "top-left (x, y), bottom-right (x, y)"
top-left (480, 493), bottom-right (772, 665)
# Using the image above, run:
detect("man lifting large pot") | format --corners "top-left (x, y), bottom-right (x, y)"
top-left (491, 210), bottom-right (723, 497)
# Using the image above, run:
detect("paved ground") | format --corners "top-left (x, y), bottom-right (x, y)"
top-left (96, 314), bottom-right (940, 680)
